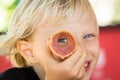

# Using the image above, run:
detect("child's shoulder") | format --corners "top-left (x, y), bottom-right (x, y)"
top-left (0, 67), bottom-right (40, 80)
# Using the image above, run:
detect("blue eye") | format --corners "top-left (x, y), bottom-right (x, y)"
top-left (58, 37), bottom-right (68, 47)
top-left (58, 37), bottom-right (68, 43)
top-left (84, 34), bottom-right (94, 39)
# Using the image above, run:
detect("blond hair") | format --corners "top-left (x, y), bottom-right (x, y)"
top-left (0, 0), bottom-right (92, 67)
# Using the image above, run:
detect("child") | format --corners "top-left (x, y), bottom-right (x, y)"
top-left (0, 0), bottom-right (100, 80)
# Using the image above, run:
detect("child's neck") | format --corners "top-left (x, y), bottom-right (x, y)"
top-left (33, 64), bottom-right (45, 80)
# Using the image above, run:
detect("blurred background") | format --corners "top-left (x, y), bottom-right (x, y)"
top-left (0, 0), bottom-right (120, 80)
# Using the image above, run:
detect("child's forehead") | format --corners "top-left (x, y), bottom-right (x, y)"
top-left (34, 8), bottom-right (97, 34)
top-left (35, 10), bottom-right (98, 34)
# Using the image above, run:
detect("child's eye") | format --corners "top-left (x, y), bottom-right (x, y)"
top-left (58, 37), bottom-right (68, 47)
top-left (83, 34), bottom-right (94, 39)
top-left (58, 37), bottom-right (67, 43)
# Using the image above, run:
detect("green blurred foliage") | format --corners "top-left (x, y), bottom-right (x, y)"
top-left (0, 0), bottom-right (20, 32)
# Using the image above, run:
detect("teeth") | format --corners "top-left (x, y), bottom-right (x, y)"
top-left (84, 63), bottom-right (88, 68)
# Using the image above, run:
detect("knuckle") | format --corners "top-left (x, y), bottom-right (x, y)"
top-left (66, 70), bottom-right (78, 78)
top-left (76, 69), bottom-right (85, 79)
top-left (70, 71), bottom-right (78, 78)
top-left (77, 73), bottom-right (83, 79)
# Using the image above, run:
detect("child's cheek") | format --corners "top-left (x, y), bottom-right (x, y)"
top-left (85, 40), bottom-right (100, 57)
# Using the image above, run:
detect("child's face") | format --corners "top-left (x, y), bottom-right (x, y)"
top-left (26, 6), bottom-right (99, 79)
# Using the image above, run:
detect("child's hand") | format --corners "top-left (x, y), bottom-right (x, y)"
top-left (44, 47), bottom-right (87, 80)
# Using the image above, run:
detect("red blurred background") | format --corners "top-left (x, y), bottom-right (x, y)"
top-left (92, 25), bottom-right (120, 80)
top-left (0, 25), bottom-right (120, 80)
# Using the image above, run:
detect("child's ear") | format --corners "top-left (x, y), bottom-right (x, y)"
top-left (17, 40), bottom-right (38, 64)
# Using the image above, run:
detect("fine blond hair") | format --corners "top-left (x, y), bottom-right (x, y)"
top-left (0, 0), bottom-right (92, 67)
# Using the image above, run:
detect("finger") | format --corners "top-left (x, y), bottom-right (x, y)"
top-left (76, 66), bottom-right (85, 80)
top-left (73, 52), bottom-right (87, 72)
top-left (71, 52), bottom-right (87, 79)
top-left (74, 52), bottom-right (87, 70)
top-left (62, 46), bottom-right (82, 68)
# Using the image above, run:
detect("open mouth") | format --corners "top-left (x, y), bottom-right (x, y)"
top-left (84, 61), bottom-right (91, 72)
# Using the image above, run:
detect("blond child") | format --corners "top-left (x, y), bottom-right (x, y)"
top-left (0, 0), bottom-right (99, 80)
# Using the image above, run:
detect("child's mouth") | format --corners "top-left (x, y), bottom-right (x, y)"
top-left (84, 61), bottom-right (91, 72)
